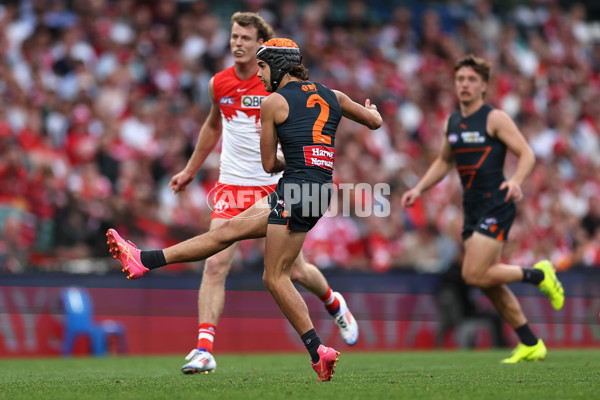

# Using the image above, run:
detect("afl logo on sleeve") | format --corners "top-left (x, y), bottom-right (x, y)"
top-left (220, 97), bottom-right (234, 106)
top-left (241, 95), bottom-right (265, 108)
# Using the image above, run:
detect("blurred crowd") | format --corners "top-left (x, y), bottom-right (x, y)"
top-left (1, 0), bottom-right (599, 275)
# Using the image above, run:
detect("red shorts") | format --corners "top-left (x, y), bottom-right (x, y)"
top-left (210, 182), bottom-right (277, 220)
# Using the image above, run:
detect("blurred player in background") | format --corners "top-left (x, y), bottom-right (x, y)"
top-left (107, 37), bottom-right (381, 381)
top-left (165, 12), bottom-right (357, 374)
top-left (401, 54), bottom-right (564, 363)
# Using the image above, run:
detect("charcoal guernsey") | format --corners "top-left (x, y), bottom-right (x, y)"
top-left (275, 81), bottom-right (342, 184)
top-left (446, 104), bottom-right (508, 199)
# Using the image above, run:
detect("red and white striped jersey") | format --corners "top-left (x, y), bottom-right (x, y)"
top-left (213, 66), bottom-right (281, 185)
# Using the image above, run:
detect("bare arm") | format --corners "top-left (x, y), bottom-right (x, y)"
top-left (333, 90), bottom-right (382, 130)
top-left (169, 78), bottom-right (223, 193)
top-left (488, 109), bottom-right (536, 202)
top-left (401, 121), bottom-right (455, 208)
top-left (260, 93), bottom-right (288, 173)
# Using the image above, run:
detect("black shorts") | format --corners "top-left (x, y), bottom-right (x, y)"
top-left (462, 190), bottom-right (516, 242)
top-left (267, 177), bottom-right (333, 232)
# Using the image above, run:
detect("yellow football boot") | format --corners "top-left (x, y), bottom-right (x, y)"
top-left (501, 339), bottom-right (547, 364)
top-left (534, 260), bottom-right (565, 310)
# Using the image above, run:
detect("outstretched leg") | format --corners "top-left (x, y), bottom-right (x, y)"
top-left (107, 197), bottom-right (271, 279)
top-left (163, 197), bottom-right (271, 264)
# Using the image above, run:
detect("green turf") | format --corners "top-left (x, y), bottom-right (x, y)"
top-left (1, 350), bottom-right (599, 400)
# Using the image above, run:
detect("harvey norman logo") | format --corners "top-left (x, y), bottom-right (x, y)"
top-left (461, 131), bottom-right (486, 143)
top-left (304, 145), bottom-right (334, 170)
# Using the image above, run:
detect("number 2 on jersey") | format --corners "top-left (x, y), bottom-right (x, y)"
top-left (306, 94), bottom-right (331, 145)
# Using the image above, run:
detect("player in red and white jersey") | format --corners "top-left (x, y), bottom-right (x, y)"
top-left (212, 63), bottom-right (276, 187)
top-left (166, 12), bottom-right (358, 375)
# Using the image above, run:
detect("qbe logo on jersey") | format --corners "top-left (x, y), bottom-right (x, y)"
top-left (241, 95), bottom-right (265, 109)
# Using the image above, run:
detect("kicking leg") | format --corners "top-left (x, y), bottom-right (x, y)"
top-left (164, 197), bottom-right (270, 264)
top-left (107, 197), bottom-right (271, 278)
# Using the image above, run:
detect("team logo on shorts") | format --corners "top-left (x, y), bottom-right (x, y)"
top-left (213, 199), bottom-right (230, 213)
top-left (480, 217), bottom-right (498, 231)
top-left (271, 199), bottom-right (285, 217)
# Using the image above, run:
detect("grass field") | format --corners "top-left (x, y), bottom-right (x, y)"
top-left (1, 350), bottom-right (599, 400)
